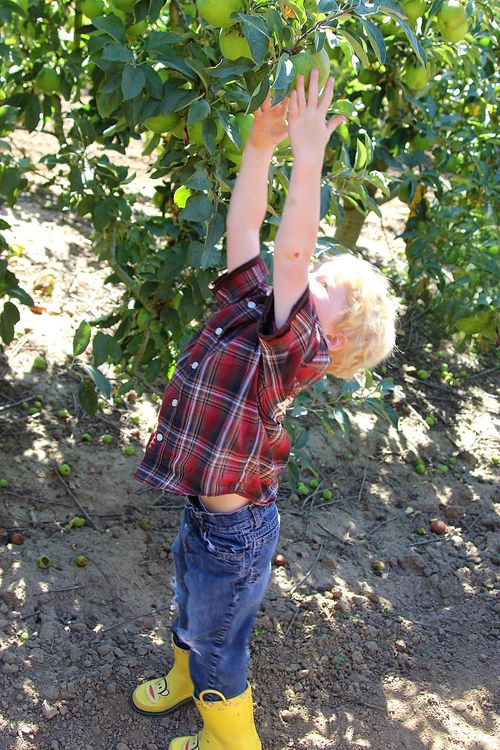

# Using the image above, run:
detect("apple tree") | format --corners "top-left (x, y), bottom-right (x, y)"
top-left (0, 1), bottom-right (497, 471)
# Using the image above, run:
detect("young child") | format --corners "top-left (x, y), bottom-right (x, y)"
top-left (131, 70), bottom-right (397, 749)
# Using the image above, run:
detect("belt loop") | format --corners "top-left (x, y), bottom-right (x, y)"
top-left (249, 503), bottom-right (262, 528)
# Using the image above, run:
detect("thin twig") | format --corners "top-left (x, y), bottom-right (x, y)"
top-left (288, 543), bottom-right (324, 596)
top-left (101, 604), bottom-right (171, 634)
top-left (462, 514), bottom-right (482, 536)
top-left (357, 463), bottom-right (369, 503)
top-left (284, 608), bottom-right (301, 638)
top-left (462, 364), bottom-right (500, 381)
top-left (365, 515), bottom-right (399, 538)
top-left (410, 536), bottom-right (447, 547)
top-left (0, 395), bottom-right (37, 413)
top-left (54, 469), bottom-right (101, 531)
top-left (33, 583), bottom-right (84, 596)
top-left (314, 520), bottom-right (355, 546)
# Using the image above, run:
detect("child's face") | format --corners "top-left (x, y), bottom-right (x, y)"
top-left (308, 261), bottom-right (349, 351)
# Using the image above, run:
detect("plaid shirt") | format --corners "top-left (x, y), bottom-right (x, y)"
top-left (134, 255), bottom-right (331, 505)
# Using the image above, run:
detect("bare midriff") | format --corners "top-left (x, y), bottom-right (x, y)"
top-left (199, 492), bottom-right (251, 513)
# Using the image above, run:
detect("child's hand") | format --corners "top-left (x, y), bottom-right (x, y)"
top-left (248, 92), bottom-right (290, 150)
top-left (288, 69), bottom-right (346, 161)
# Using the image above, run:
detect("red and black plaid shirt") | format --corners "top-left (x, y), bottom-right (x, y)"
top-left (134, 255), bottom-right (331, 505)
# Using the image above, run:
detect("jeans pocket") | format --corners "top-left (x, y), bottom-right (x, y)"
top-left (186, 526), bottom-right (246, 568)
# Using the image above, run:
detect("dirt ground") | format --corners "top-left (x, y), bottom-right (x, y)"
top-left (0, 134), bottom-right (499, 750)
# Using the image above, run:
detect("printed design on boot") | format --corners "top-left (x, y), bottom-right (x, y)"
top-left (147, 676), bottom-right (170, 704)
top-left (184, 738), bottom-right (200, 750)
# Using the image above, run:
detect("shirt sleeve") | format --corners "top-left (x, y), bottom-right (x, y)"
top-left (257, 286), bottom-right (331, 402)
top-left (209, 255), bottom-right (270, 307)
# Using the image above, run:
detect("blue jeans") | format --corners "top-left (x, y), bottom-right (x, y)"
top-left (171, 495), bottom-right (280, 700)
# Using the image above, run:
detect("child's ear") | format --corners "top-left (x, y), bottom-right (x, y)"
top-left (327, 333), bottom-right (347, 352)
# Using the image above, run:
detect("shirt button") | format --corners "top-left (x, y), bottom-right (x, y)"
top-left (156, 433), bottom-right (163, 442)
top-left (191, 361), bottom-right (199, 369)
top-left (171, 399), bottom-right (178, 407)
top-left (247, 300), bottom-right (256, 309)
top-left (215, 327), bottom-right (223, 335)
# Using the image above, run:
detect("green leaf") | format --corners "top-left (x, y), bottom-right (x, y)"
top-left (235, 13), bottom-right (269, 65)
top-left (121, 65), bottom-right (146, 101)
top-left (96, 88), bottom-right (122, 118)
top-left (332, 99), bottom-right (359, 120)
top-left (184, 167), bottom-right (211, 191)
top-left (82, 364), bottom-right (111, 398)
top-left (179, 194), bottom-right (213, 223)
top-left (0, 300), bottom-right (19, 345)
top-left (365, 398), bottom-right (399, 428)
top-left (187, 99), bottom-right (210, 125)
top-left (246, 75), bottom-right (270, 114)
top-left (362, 18), bottom-right (386, 64)
top-left (73, 320), bottom-right (91, 356)
top-left (92, 14), bottom-right (126, 44)
top-left (145, 30), bottom-right (184, 53)
top-left (102, 44), bottom-right (134, 62)
top-left (397, 18), bottom-right (427, 67)
top-left (209, 59), bottom-right (255, 79)
top-left (78, 381), bottom-right (98, 416)
top-left (455, 312), bottom-right (492, 335)
top-left (337, 29), bottom-right (370, 68)
top-left (354, 138), bottom-right (368, 170)
top-left (23, 94), bottom-right (41, 132)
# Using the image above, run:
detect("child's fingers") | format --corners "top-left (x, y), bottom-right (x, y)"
top-left (260, 92), bottom-right (271, 112)
top-left (319, 76), bottom-right (335, 114)
top-left (326, 114), bottom-right (347, 136)
top-left (296, 74), bottom-right (306, 111)
top-left (289, 90), bottom-right (298, 119)
top-left (308, 68), bottom-right (319, 107)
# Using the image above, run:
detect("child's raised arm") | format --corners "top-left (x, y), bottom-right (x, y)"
top-left (225, 95), bottom-right (288, 273)
top-left (272, 71), bottom-right (345, 327)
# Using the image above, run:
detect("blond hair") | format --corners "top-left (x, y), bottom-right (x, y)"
top-left (312, 252), bottom-right (398, 380)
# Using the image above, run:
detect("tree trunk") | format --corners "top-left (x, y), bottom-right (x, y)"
top-left (334, 206), bottom-right (367, 250)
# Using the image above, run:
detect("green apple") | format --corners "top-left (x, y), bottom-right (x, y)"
top-left (416, 369), bottom-right (430, 379)
top-left (403, 0), bottom-right (426, 22)
top-left (139, 518), bottom-right (150, 530)
top-left (124, 445), bottom-right (136, 456)
top-left (425, 415), bottom-right (435, 427)
top-left (56, 409), bottom-right (69, 418)
top-left (35, 68), bottom-right (61, 94)
top-left (0, 479), bottom-right (9, 488)
top-left (437, 0), bottom-right (466, 31)
top-left (297, 482), bottom-right (309, 495)
top-left (127, 19), bottom-right (148, 39)
top-left (291, 47), bottom-right (330, 91)
top-left (321, 489), bottom-right (333, 500)
top-left (411, 132), bottom-right (435, 150)
top-left (58, 463), bottom-right (72, 477)
top-left (379, 15), bottom-right (399, 36)
top-left (309, 478), bottom-right (318, 489)
top-left (75, 554), bottom-right (88, 567)
top-left (188, 118), bottom-right (225, 146)
top-left (436, 464), bottom-right (449, 473)
top-left (101, 434), bottom-right (113, 444)
top-left (144, 112), bottom-right (180, 134)
top-left (81, 433), bottom-right (92, 442)
top-left (196, 0), bottom-right (243, 28)
top-left (440, 20), bottom-right (468, 42)
top-left (32, 355), bottom-right (47, 370)
top-left (69, 516), bottom-right (85, 528)
top-left (219, 28), bottom-right (252, 60)
top-left (110, 0), bottom-right (136, 11)
top-left (404, 64), bottom-right (430, 90)
top-left (81, 0), bottom-right (105, 18)
top-left (36, 555), bottom-right (51, 570)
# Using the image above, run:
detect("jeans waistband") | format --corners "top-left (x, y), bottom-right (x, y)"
top-left (186, 495), bottom-right (275, 531)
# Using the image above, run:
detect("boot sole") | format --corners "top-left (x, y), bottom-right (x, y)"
top-left (129, 693), bottom-right (193, 717)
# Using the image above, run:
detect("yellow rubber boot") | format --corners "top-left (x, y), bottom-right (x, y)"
top-left (168, 684), bottom-right (261, 750)
top-left (131, 639), bottom-right (193, 716)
